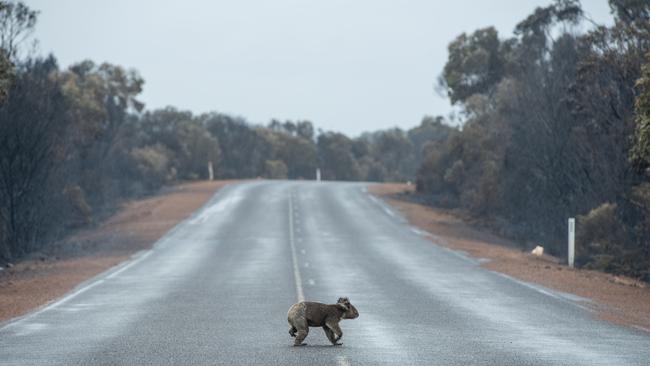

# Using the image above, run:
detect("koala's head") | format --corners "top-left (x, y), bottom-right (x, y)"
top-left (336, 297), bottom-right (359, 319)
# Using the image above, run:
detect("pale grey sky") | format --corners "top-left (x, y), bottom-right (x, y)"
top-left (26, 0), bottom-right (613, 136)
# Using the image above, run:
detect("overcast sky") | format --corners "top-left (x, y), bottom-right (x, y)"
top-left (26, 0), bottom-right (613, 136)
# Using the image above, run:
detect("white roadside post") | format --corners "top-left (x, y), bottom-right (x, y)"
top-left (208, 161), bottom-right (214, 181)
top-left (568, 218), bottom-right (575, 268)
top-left (316, 168), bottom-right (321, 182)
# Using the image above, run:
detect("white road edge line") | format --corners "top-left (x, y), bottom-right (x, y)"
top-left (105, 251), bottom-right (152, 280)
top-left (289, 195), bottom-right (305, 302)
top-left (368, 195), bottom-right (397, 218)
top-left (1, 250), bottom-right (152, 330)
top-left (493, 272), bottom-right (592, 311)
top-left (632, 325), bottom-right (650, 334)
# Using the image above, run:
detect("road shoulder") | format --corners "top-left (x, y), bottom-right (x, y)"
top-left (371, 183), bottom-right (650, 332)
top-left (0, 180), bottom-right (233, 323)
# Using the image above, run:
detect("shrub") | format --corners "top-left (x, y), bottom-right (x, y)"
top-left (264, 160), bottom-right (288, 179)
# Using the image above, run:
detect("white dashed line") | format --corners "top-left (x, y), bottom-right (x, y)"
top-left (288, 195), bottom-right (305, 302)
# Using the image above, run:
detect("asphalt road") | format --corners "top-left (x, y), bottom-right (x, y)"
top-left (1, 181), bottom-right (649, 365)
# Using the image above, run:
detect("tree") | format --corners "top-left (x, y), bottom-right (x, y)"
top-left (273, 133), bottom-right (317, 179)
top-left (264, 160), bottom-right (288, 179)
top-left (441, 27), bottom-right (505, 104)
top-left (630, 54), bottom-right (650, 172)
top-left (0, 1), bottom-right (37, 60)
top-left (608, 0), bottom-right (650, 33)
top-left (296, 120), bottom-right (315, 140)
top-left (419, 0), bottom-right (650, 277)
top-left (0, 1), bottom-right (38, 104)
top-left (373, 129), bottom-right (413, 181)
top-left (0, 49), bottom-right (11, 103)
top-left (317, 132), bottom-right (361, 181)
top-left (126, 144), bottom-right (173, 192)
top-left (60, 60), bottom-right (144, 206)
top-left (138, 107), bottom-right (220, 181)
top-left (203, 113), bottom-right (270, 178)
top-left (0, 56), bottom-right (69, 260)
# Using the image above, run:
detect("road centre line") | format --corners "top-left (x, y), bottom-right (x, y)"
top-left (288, 195), bottom-right (305, 302)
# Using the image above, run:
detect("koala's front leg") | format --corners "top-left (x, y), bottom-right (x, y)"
top-left (325, 321), bottom-right (343, 346)
top-left (323, 326), bottom-right (337, 344)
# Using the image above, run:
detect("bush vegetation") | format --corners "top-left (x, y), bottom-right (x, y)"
top-left (417, 0), bottom-right (650, 280)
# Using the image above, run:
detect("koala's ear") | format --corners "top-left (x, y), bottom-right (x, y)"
top-left (336, 303), bottom-right (349, 311)
top-left (337, 297), bottom-right (349, 304)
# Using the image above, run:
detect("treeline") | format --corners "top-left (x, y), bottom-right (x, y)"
top-left (3, 0), bottom-right (648, 282)
top-left (0, 2), bottom-right (453, 261)
top-left (417, 0), bottom-right (650, 280)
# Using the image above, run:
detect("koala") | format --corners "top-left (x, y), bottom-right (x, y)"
top-left (287, 297), bottom-right (359, 346)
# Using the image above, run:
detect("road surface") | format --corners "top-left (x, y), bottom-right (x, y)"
top-left (1, 181), bottom-right (649, 365)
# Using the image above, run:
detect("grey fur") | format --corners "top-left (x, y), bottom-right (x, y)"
top-left (287, 297), bottom-right (359, 346)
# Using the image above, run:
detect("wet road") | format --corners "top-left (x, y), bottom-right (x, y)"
top-left (1, 181), bottom-right (649, 365)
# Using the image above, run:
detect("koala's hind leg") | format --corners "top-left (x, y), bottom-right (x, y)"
top-left (288, 303), bottom-right (305, 342)
top-left (289, 315), bottom-right (309, 346)
top-left (294, 327), bottom-right (309, 346)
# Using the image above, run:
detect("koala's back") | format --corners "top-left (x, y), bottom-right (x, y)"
top-left (288, 301), bottom-right (332, 327)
